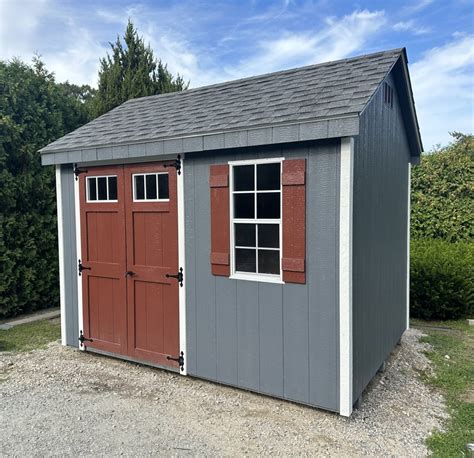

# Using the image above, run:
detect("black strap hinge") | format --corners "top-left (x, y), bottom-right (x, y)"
top-left (79, 330), bottom-right (93, 347)
top-left (73, 163), bottom-right (88, 180)
top-left (78, 259), bottom-right (91, 276)
top-left (163, 154), bottom-right (181, 175)
top-left (166, 267), bottom-right (183, 287)
top-left (167, 351), bottom-right (185, 371)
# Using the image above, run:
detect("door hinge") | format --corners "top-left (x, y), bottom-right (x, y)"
top-left (166, 267), bottom-right (183, 287)
top-left (163, 154), bottom-right (181, 175)
top-left (78, 259), bottom-right (91, 276)
top-left (167, 351), bottom-right (185, 371)
top-left (78, 330), bottom-right (93, 347)
top-left (73, 163), bottom-right (88, 180)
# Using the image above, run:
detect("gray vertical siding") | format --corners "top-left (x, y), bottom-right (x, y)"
top-left (352, 72), bottom-right (410, 402)
top-left (184, 141), bottom-right (340, 411)
top-left (60, 164), bottom-right (79, 347)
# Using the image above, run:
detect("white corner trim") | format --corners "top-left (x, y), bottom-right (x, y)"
top-left (339, 137), bottom-right (354, 417)
top-left (406, 163), bottom-right (411, 330)
top-left (177, 158), bottom-right (187, 375)
top-left (56, 166), bottom-right (67, 346)
top-left (74, 167), bottom-right (84, 351)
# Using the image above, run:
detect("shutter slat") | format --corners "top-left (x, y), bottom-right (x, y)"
top-left (282, 159), bottom-right (306, 284)
top-left (210, 164), bottom-right (230, 276)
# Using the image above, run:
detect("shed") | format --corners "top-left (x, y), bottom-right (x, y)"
top-left (40, 48), bottom-right (422, 416)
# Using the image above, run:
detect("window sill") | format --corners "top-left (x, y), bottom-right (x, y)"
top-left (229, 273), bottom-right (284, 284)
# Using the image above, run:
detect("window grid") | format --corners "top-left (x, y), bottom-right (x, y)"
top-left (230, 160), bottom-right (283, 280)
top-left (86, 175), bottom-right (118, 202)
top-left (132, 172), bottom-right (169, 202)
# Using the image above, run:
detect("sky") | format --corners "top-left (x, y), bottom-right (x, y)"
top-left (0, 0), bottom-right (473, 149)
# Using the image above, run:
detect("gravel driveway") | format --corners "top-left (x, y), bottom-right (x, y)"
top-left (0, 327), bottom-right (447, 456)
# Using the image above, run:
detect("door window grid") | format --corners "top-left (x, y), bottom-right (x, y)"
top-left (86, 175), bottom-right (118, 202)
top-left (133, 172), bottom-right (169, 202)
top-left (230, 160), bottom-right (282, 281)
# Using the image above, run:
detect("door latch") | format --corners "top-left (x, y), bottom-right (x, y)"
top-left (125, 270), bottom-right (135, 277)
top-left (163, 154), bottom-right (181, 175)
top-left (166, 267), bottom-right (183, 287)
top-left (167, 351), bottom-right (185, 371)
top-left (78, 330), bottom-right (93, 347)
top-left (78, 259), bottom-right (91, 276)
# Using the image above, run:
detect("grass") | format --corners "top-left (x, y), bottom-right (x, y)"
top-left (0, 319), bottom-right (61, 352)
top-left (412, 319), bottom-right (474, 456)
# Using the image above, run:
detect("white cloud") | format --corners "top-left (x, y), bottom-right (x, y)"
top-left (410, 35), bottom-right (474, 149)
top-left (393, 20), bottom-right (430, 35)
top-left (404, 0), bottom-right (434, 13)
top-left (225, 9), bottom-right (386, 79)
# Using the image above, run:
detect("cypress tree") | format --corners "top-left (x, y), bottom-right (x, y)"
top-left (94, 20), bottom-right (188, 116)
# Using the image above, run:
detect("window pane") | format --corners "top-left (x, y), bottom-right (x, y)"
top-left (88, 178), bottom-right (97, 201)
top-left (257, 163), bottom-right (280, 190)
top-left (108, 176), bottom-right (117, 200)
top-left (97, 177), bottom-right (107, 200)
top-left (235, 223), bottom-right (256, 247)
top-left (257, 192), bottom-right (280, 219)
top-left (146, 174), bottom-right (157, 199)
top-left (258, 250), bottom-right (280, 274)
top-left (258, 224), bottom-right (279, 248)
top-left (158, 174), bottom-right (169, 199)
top-left (234, 194), bottom-right (254, 218)
top-left (235, 248), bottom-right (256, 272)
top-left (233, 165), bottom-right (254, 191)
top-left (135, 175), bottom-right (145, 200)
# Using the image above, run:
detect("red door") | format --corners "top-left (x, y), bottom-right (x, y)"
top-left (124, 163), bottom-right (180, 368)
top-left (79, 165), bottom-right (128, 355)
top-left (79, 162), bottom-right (180, 370)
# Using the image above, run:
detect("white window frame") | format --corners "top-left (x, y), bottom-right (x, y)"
top-left (132, 172), bottom-right (170, 202)
top-left (229, 157), bottom-right (284, 284)
top-left (86, 175), bottom-right (118, 203)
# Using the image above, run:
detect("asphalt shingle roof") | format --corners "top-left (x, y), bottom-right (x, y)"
top-left (41, 48), bottom-right (403, 153)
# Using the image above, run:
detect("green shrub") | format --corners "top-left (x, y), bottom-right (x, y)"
top-left (411, 132), bottom-right (473, 243)
top-left (410, 239), bottom-right (474, 320)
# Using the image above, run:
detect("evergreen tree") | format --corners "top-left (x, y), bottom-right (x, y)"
top-left (0, 57), bottom-right (91, 318)
top-left (94, 20), bottom-right (188, 116)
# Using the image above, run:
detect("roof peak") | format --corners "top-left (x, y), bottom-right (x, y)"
top-left (123, 48), bottom-right (405, 105)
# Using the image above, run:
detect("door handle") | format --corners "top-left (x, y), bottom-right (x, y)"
top-left (125, 271), bottom-right (135, 277)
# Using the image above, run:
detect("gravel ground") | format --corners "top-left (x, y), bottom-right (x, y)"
top-left (0, 327), bottom-right (447, 456)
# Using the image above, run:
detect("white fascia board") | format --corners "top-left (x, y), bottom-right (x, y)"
top-left (339, 137), bottom-right (354, 417)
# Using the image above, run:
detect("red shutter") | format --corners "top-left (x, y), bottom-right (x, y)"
top-left (210, 164), bottom-right (230, 276)
top-left (282, 159), bottom-right (306, 284)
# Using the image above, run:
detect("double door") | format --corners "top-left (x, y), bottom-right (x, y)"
top-left (78, 162), bottom-right (180, 369)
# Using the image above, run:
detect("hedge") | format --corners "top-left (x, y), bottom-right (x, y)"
top-left (410, 239), bottom-right (474, 320)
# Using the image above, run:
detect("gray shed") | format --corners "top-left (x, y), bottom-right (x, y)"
top-left (41, 48), bottom-right (422, 416)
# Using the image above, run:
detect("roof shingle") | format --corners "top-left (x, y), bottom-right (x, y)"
top-left (41, 48), bottom-right (403, 153)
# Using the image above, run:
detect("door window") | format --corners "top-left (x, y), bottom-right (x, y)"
top-left (87, 176), bottom-right (118, 202)
top-left (133, 173), bottom-right (169, 201)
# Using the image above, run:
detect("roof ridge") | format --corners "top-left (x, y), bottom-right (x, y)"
top-left (123, 47), bottom-right (405, 105)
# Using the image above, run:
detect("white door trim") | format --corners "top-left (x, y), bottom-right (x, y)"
top-left (339, 137), bottom-right (354, 417)
top-left (55, 166), bottom-right (67, 346)
top-left (177, 157), bottom-right (187, 375)
top-left (74, 166), bottom-right (84, 351)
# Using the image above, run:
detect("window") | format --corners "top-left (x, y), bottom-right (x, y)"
top-left (230, 159), bottom-right (282, 282)
top-left (133, 173), bottom-right (169, 201)
top-left (87, 175), bottom-right (118, 202)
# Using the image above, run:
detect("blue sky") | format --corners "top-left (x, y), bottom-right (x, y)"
top-left (1, 0), bottom-right (473, 149)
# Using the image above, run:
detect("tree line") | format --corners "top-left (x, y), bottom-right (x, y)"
top-left (0, 21), bottom-right (187, 318)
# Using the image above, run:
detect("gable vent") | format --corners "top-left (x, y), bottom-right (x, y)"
top-left (383, 82), bottom-right (394, 108)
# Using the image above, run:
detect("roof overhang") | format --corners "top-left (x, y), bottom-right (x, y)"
top-left (41, 115), bottom-right (359, 166)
